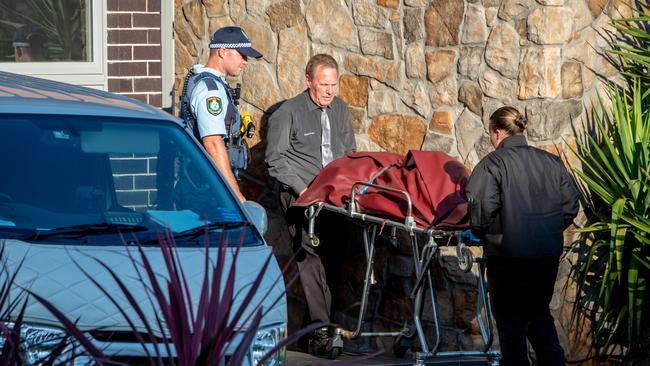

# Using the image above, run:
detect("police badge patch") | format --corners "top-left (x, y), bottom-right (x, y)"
top-left (206, 97), bottom-right (222, 115)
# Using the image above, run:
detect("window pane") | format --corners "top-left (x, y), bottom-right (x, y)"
top-left (0, 0), bottom-right (92, 63)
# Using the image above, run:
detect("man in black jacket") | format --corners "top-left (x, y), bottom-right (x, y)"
top-left (465, 106), bottom-right (580, 366)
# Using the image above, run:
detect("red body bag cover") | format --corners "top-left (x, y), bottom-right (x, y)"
top-left (293, 150), bottom-right (469, 230)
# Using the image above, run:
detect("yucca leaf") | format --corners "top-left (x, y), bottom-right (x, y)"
top-left (611, 198), bottom-right (627, 282)
top-left (631, 231), bottom-right (650, 248)
top-left (626, 254), bottom-right (643, 347)
top-left (573, 169), bottom-right (616, 204)
top-left (577, 223), bottom-right (613, 232)
top-left (620, 212), bottom-right (650, 233)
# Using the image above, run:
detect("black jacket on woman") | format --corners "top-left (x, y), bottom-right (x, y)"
top-left (465, 134), bottom-right (580, 258)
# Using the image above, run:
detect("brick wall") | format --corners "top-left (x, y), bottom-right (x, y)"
top-left (111, 155), bottom-right (158, 211)
top-left (106, 0), bottom-right (162, 108)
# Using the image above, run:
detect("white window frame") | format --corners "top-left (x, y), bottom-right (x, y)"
top-left (0, 0), bottom-right (107, 89)
top-left (161, 0), bottom-right (174, 110)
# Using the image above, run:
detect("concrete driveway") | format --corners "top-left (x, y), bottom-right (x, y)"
top-left (286, 349), bottom-right (494, 365)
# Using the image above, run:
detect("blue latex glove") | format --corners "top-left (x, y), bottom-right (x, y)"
top-left (460, 229), bottom-right (481, 243)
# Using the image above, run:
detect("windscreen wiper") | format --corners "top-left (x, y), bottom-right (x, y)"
top-left (0, 227), bottom-right (38, 240)
top-left (22, 223), bottom-right (149, 241)
top-left (171, 221), bottom-right (248, 241)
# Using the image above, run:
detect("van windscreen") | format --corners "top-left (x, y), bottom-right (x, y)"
top-left (0, 115), bottom-right (261, 247)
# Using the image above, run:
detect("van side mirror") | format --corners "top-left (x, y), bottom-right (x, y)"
top-left (242, 201), bottom-right (268, 236)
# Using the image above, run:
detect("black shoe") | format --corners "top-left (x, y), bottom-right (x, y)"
top-left (308, 326), bottom-right (330, 356)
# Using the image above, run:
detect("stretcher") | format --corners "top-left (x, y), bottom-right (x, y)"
top-left (293, 151), bottom-right (501, 365)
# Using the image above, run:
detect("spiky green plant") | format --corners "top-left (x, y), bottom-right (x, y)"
top-left (609, 1), bottom-right (650, 82)
top-left (568, 1), bottom-right (650, 359)
top-left (569, 80), bottom-right (650, 358)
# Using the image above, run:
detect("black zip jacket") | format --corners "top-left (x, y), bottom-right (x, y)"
top-left (465, 135), bottom-right (580, 258)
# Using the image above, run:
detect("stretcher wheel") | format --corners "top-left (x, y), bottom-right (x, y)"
top-left (392, 334), bottom-right (413, 358)
top-left (328, 346), bottom-right (341, 359)
top-left (458, 246), bottom-right (474, 273)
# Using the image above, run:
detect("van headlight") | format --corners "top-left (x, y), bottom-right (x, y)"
top-left (0, 322), bottom-right (71, 365)
top-left (251, 323), bottom-right (286, 366)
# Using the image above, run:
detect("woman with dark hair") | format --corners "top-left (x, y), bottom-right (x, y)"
top-left (465, 106), bottom-right (580, 366)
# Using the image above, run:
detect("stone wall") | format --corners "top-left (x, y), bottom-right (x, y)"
top-left (173, 0), bottom-right (625, 360)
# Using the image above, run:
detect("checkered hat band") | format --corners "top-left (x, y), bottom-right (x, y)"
top-left (209, 42), bottom-right (251, 49)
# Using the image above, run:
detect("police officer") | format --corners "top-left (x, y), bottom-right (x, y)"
top-left (13, 25), bottom-right (47, 62)
top-left (181, 26), bottom-right (262, 202)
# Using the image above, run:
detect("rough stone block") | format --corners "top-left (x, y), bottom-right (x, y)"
top-left (458, 81), bottom-right (483, 116)
top-left (455, 109), bottom-right (484, 158)
top-left (306, 0), bottom-right (359, 51)
top-left (401, 80), bottom-right (432, 118)
top-left (345, 55), bottom-right (401, 89)
top-left (359, 28), bottom-right (394, 59)
top-left (562, 61), bottom-right (584, 99)
top-left (368, 114), bottom-right (427, 154)
top-left (498, 0), bottom-right (531, 20)
top-left (405, 43), bottom-right (426, 78)
top-left (485, 23), bottom-right (520, 78)
top-left (241, 21), bottom-right (276, 63)
top-left (348, 107), bottom-right (367, 133)
top-left (422, 132), bottom-right (455, 153)
top-left (525, 99), bottom-right (583, 141)
top-left (458, 47), bottom-right (484, 80)
top-left (339, 74), bottom-right (369, 108)
top-left (527, 7), bottom-right (574, 45)
top-left (425, 49), bottom-right (456, 83)
top-left (462, 4), bottom-right (488, 44)
top-left (368, 90), bottom-right (398, 117)
top-left (429, 76), bottom-right (458, 107)
top-left (429, 110), bottom-right (454, 134)
top-left (267, 0), bottom-right (303, 31)
top-left (425, 0), bottom-right (464, 47)
top-left (353, 0), bottom-right (389, 28)
top-left (242, 62), bottom-right (281, 111)
top-left (518, 47), bottom-right (562, 99)
top-left (587, 0), bottom-right (607, 16)
top-left (202, 0), bottom-right (227, 17)
top-left (182, 0), bottom-right (204, 38)
top-left (479, 68), bottom-right (517, 102)
top-left (404, 7), bottom-right (425, 44)
top-left (277, 26), bottom-right (310, 100)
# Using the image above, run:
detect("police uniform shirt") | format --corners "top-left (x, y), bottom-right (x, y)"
top-left (189, 64), bottom-right (229, 137)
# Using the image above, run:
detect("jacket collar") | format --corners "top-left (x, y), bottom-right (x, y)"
top-left (496, 134), bottom-right (528, 150)
top-left (192, 64), bottom-right (226, 81)
top-left (302, 89), bottom-right (331, 111)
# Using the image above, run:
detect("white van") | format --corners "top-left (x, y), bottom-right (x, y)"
top-left (0, 72), bottom-right (287, 365)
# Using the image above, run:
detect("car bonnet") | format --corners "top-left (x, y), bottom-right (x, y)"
top-left (1, 239), bottom-right (287, 337)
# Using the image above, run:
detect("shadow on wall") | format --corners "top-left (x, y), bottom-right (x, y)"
top-left (240, 100), bottom-right (285, 204)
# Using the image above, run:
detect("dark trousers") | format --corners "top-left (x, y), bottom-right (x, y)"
top-left (487, 257), bottom-right (566, 366)
top-left (280, 189), bottom-right (332, 324)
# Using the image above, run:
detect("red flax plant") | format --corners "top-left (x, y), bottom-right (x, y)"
top-left (30, 225), bottom-right (317, 366)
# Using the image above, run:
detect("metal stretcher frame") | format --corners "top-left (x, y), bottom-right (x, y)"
top-left (304, 181), bottom-right (501, 365)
